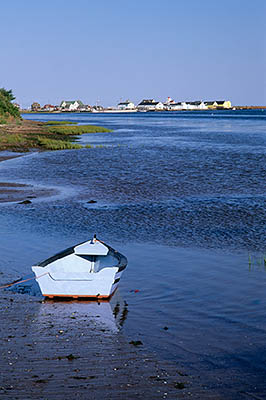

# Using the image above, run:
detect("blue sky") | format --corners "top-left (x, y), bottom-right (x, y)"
top-left (0, 0), bottom-right (265, 107)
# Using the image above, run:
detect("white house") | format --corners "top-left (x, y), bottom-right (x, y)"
top-left (167, 102), bottom-right (188, 110)
top-left (117, 100), bottom-right (135, 110)
top-left (60, 100), bottom-right (84, 111)
top-left (186, 101), bottom-right (207, 110)
top-left (77, 104), bottom-right (92, 112)
top-left (137, 99), bottom-right (164, 111)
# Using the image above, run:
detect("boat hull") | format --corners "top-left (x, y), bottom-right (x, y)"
top-left (32, 239), bottom-right (127, 299)
top-left (32, 266), bottom-right (123, 299)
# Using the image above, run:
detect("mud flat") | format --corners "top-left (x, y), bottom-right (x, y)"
top-left (0, 153), bottom-right (57, 203)
top-left (0, 291), bottom-right (194, 400)
top-left (0, 181), bottom-right (56, 204)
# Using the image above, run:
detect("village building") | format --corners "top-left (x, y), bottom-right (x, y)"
top-left (186, 101), bottom-right (207, 110)
top-left (92, 105), bottom-right (104, 112)
top-left (215, 100), bottom-right (232, 109)
top-left (137, 99), bottom-right (164, 111)
top-left (167, 102), bottom-right (187, 110)
top-left (77, 104), bottom-right (92, 112)
top-left (205, 101), bottom-right (218, 109)
top-left (205, 101), bottom-right (231, 109)
top-left (164, 97), bottom-right (175, 106)
top-left (42, 104), bottom-right (57, 112)
top-left (60, 100), bottom-right (84, 111)
top-left (117, 100), bottom-right (135, 110)
top-left (31, 102), bottom-right (41, 112)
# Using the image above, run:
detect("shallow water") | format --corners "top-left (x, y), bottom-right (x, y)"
top-left (1, 110), bottom-right (266, 397)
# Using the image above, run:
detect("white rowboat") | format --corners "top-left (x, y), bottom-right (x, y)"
top-left (32, 236), bottom-right (127, 300)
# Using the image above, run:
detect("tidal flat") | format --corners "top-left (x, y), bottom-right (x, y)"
top-left (0, 109), bottom-right (266, 399)
top-left (0, 119), bottom-right (112, 151)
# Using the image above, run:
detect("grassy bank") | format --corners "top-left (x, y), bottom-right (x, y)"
top-left (43, 120), bottom-right (77, 126)
top-left (47, 124), bottom-right (112, 135)
top-left (0, 120), bottom-right (113, 151)
top-left (37, 137), bottom-right (84, 150)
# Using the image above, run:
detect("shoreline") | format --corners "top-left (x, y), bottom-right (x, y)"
top-left (0, 119), bottom-right (112, 152)
top-left (22, 106), bottom-right (266, 113)
top-left (0, 153), bottom-right (57, 203)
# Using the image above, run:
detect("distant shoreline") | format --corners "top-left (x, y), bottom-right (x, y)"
top-left (21, 106), bottom-right (266, 114)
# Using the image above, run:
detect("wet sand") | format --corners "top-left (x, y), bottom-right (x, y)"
top-left (0, 291), bottom-right (192, 400)
top-left (0, 154), bottom-right (56, 203)
top-left (0, 181), bottom-right (56, 204)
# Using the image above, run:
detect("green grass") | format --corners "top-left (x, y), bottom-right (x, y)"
top-left (43, 121), bottom-right (77, 126)
top-left (0, 120), bottom-right (112, 151)
top-left (37, 137), bottom-right (83, 150)
top-left (47, 124), bottom-right (112, 135)
top-left (248, 254), bottom-right (266, 271)
top-left (0, 133), bottom-right (25, 146)
top-left (0, 117), bottom-right (7, 125)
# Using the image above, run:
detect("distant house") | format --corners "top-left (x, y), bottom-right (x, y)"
top-left (60, 100), bottom-right (84, 111)
top-left (167, 102), bottom-right (187, 111)
top-left (186, 101), bottom-right (207, 110)
top-left (137, 99), bottom-right (164, 111)
top-left (31, 102), bottom-right (41, 112)
top-left (92, 105), bottom-right (104, 112)
top-left (117, 100), bottom-right (135, 110)
top-left (215, 100), bottom-right (232, 109)
top-left (42, 104), bottom-right (56, 112)
top-left (77, 104), bottom-right (92, 112)
top-left (205, 101), bottom-right (218, 109)
top-left (205, 101), bottom-right (231, 109)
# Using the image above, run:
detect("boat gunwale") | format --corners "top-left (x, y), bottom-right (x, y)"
top-left (34, 239), bottom-right (127, 273)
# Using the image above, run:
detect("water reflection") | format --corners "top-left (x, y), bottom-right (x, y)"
top-left (37, 293), bottom-right (128, 333)
top-left (8, 278), bottom-right (128, 333)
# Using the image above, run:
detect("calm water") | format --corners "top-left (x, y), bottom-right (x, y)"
top-left (0, 110), bottom-right (266, 397)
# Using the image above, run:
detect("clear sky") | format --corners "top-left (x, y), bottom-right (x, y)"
top-left (0, 0), bottom-right (265, 107)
